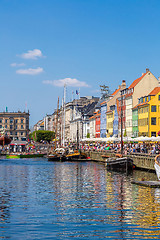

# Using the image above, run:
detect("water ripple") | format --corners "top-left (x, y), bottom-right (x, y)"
top-left (0, 158), bottom-right (160, 239)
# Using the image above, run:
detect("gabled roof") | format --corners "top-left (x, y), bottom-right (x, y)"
top-left (100, 100), bottom-right (106, 105)
top-left (106, 110), bottom-right (113, 114)
top-left (89, 116), bottom-right (95, 120)
top-left (133, 101), bottom-right (149, 109)
top-left (112, 88), bottom-right (120, 96)
top-left (149, 87), bottom-right (160, 96)
top-left (128, 72), bottom-right (147, 89)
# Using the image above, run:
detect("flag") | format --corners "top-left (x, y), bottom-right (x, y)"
top-left (76, 90), bottom-right (79, 95)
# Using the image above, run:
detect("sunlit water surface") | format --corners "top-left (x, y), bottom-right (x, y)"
top-left (0, 158), bottom-right (160, 239)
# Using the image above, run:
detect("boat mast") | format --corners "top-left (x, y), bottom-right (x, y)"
top-left (63, 84), bottom-right (66, 147)
top-left (121, 90), bottom-right (123, 154)
top-left (77, 121), bottom-right (79, 150)
top-left (55, 96), bottom-right (59, 149)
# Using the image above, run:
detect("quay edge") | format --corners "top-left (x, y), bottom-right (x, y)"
top-left (86, 151), bottom-right (156, 171)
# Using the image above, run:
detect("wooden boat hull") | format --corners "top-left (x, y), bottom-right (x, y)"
top-left (65, 152), bottom-right (87, 160)
top-left (6, 155), bottom-right (20, 159)
top-left (6, 153), bottom-right (45, 159)
top-left (106, 157), bottom-right (134, 171)
top-left (47, 154), bottom-right (66, 161)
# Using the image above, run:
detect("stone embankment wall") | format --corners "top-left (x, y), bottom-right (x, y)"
top-left (87, 151), bottom-right (155, 171)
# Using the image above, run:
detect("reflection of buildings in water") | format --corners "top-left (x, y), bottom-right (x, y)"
top-left (51, 162), bottom-right (107, 223)
top-left (132, 186), bottom-right (160, 227)
top-left (104, 169), bottom-right (160, 239)
top-left (0, 192), bottom-right (10, 223)
top-left (105, 172), bottom-right (133, 216)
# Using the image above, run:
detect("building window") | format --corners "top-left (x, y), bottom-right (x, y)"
top-left (10, 131), bottom-right (12, 135)
top-left (21, 125), bottom-right (24, 129)
top-left (5, 119), bottom-right (7, 123)
top-left (10, 118), bottom-right (13, 123)
top-left (0, 125), bottom-right (2, 128)
top-left (151, 105), bottom-right (157, 112)
top-left (21, 132), bottom-right (23, 136)
top-left (151, 117), bottom-right (156, 125)
top-left (15, 119), bottom-right (18, 123)
top-left (0, 119), bottom-right (2, 123)
top-left (15, 125), bottom-right (17, 129)
top-left (21, 119), bottom-right (23, 123)
top-left (5, 125), bottom-right (7, 129)
top-left (15, 132), bottom-right (17, 135)
top-left (10, 125), bottom-right (13, 130)
top-left (159, 95), bottom-right (160, 101)
top-left (151, 132), bottom-right (156, 137)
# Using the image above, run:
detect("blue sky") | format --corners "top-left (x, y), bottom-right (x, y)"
top-left (1, 0), bottom-right (160, 126)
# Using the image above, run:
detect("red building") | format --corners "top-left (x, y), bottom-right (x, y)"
top-left (95, 110), bottom-right (101, 138)
top-left (117, 91), bottom-right (126, 136)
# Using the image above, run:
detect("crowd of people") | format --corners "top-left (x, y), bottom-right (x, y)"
top-left (79, 141), bottom-right (160, 155)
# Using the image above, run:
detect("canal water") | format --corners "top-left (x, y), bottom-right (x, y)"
top-left (0, 158), bottom-right (160, 240)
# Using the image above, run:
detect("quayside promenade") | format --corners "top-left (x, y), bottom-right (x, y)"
top-left (86, 150), bottom-right (155, 171)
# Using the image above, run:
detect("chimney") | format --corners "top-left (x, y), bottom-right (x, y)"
top-left (146, 68), bottom-right (149, 73)
top-left (158, 77), bottom-right (160, 87)
top-left (142, 73), bottom-right (144, 76)
top-left (121, 80), bottom-right (126, 89)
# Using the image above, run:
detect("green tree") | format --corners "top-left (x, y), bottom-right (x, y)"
top-left (123, 129), bottom-right (127, 137)
top-left (32, 130), bottom-right (55, 143)
top-left (87, 133), bottom-right (90, 138)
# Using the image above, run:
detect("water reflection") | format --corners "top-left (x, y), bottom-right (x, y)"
top-left (0, 158), bottom-right (160, 239)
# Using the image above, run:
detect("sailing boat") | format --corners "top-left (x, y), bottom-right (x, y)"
top-left (47, 97), bottom-right (66, 161)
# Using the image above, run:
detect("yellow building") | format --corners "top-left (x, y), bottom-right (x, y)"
top-left (148, 87), bottom-right (160, 137)
top-left (0, 111), bottom-right (30, 141)
top-left (106, 110), bottom-right (114, 137)
top-left (134, 87), bottom-right (160, 137)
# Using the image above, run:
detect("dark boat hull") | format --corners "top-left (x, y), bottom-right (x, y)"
top-left (47, 154), bottom-right (66, 161)
top-left (106, 157), bottom-right (134, 171)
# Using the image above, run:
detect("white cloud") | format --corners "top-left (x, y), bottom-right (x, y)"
top-left (16, 67), bottom-right (44, 75)
top-left (10, 63), bottom-right (26, 67)
top-left (43, 78), bottom-right (90, 87)
top-left (20, 49), bottom-right (43, 60)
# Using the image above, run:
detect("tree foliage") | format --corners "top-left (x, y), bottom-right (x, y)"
top-left (123, 129), bottom-right (127, 137)
top-left (87, 132), bottom-right (90, 138)
top-left (31, 130), bottom-right (55, 143)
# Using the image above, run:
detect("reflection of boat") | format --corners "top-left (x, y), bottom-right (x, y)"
top-left (0, 135), bottom-right (11, 146)
top-left (105, 157), bottom-right (134, 171)
top-left (154, 154), bottom-right (160, 180)
top-left (6, 153), bottom-right (45, 159)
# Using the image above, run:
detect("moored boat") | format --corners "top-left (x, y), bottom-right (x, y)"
top-left (6, 153), bottom-right (45, 159)
top-left (154, 154), bottom-right (160, 180)
top-left (65, 151), bottom-right (87, 160)
top-left (47, 148), bottom-right (66, 161)
top-left (105, 157), bottom-right (134, 171)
